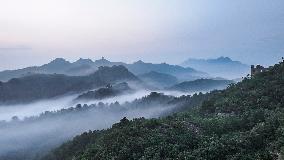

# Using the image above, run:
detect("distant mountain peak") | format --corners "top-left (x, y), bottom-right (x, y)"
top-left (50, 58), bottom-right (70, 64)
top-left (44, 58), bottom-right (72, 69)
top-left (77, 58), bottom-right (93, 63)
top-left (93, 65), bottom-right (139, 82)
top-left (96, 57), bottom-right (110, 61)
top-left (185, 56), bottom-right (234, 62)
top-left (204, 56), bottom-right (235, 64)
top-left (74, 58), bottom-right (94, 65)
top-left (134, 60), bottom-right (145, 64)
top-left (181, 57), bottom-right (249, 79)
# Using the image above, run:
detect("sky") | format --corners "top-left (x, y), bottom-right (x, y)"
top-left (0, 0), bottom-right (284, 70)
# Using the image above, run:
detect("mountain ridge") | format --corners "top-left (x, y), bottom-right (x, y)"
top-left (0, 58), bottom-right (206, 82)
top-left (181, 56), bottom-right (249, 79)
top-left (138, 71), bottom-right (179, 88)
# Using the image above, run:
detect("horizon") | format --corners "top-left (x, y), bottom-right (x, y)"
top-left (0, 56), bottom-right (246, 72)
top-left (1, 0), bottom-right (284, 69)
top-left (1, 55), bottom-right (284, 72)
top-left (1, 1), bottom-right (284, 159)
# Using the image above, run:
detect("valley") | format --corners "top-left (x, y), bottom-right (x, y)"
top-left (0, 1), bottom-right (282, 159)
top-left (0, 57), bottom-right (241, 159)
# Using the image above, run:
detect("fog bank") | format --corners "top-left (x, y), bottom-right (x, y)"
top-left (0, 96), bottom-right (175, 159)
top-left (0, 89), bottom-right (187, 121)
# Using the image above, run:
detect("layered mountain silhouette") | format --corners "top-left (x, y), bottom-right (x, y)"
top-left (138, 71), bottom-right (179, 88)
top-left (181, 57), bottom-right (249, 79)
top-left (0, 57), bottom-right (205, 82)
top-left (0, 65), bottom-right (138, 104)
top-left (127, 60), bottom-right (206, 81)
top-left (41, 60), bottom-right (284, 160)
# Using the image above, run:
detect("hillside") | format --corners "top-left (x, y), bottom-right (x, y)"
top-left (43, 61), bottom-right (284, 160)
top-left (0, 65), bottom-right (139, 104)
top-left (181, 57), bottom-right (249, 79)
top-left (168, 79), bottom-right (234, 92)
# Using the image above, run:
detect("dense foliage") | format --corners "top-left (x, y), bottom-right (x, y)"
top-left (43, 62), bottom-right (284, 160)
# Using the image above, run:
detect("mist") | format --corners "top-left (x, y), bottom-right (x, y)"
top-left (0, 95), bottom-right (77, 121)
top-left (0, 88), bottom-right (189, 159)
top-left (0, 67), bottom-right (228, 159)
top-left (0, 104), bottom-right (174, 158)
top-left (0, 88), bottom-right (187, 121)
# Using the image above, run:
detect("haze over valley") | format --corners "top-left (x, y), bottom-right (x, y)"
top-left (0, 1), bottom-right (283, 159)
top-left (0, 53), bottom-right (282, 160)
top-left (0, 56), bottom-right (242, 159)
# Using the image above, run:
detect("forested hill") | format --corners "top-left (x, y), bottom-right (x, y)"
top-left (43, 61), bottom-right (284, 160)
top-left (0, 65), bottom-right (139, 104)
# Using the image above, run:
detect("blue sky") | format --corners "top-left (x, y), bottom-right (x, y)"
top-left (0, 0), bottom-right (283, 70)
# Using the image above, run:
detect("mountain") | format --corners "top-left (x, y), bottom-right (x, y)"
top-left (42, 61), bottom-right (284, 160)
top-left (40, 58), bottom-right (73, 73)
top-left (0, 65), bottom-right (139, 104)
top-left (0, 58), bottom-right (107, 81)
top-left (65, 58), bottom-right (97, 75)
top-left (138, 71), bottom-right (179, 88)
top-left (73, 58), bottom-right (94, 66)
top-left (0, 58), bottom-right (88, 81)
top-left (90, 65), bottom-right (138, 83)
top-left (168, 79), bottom-right (234, 92)
top-left (126, 60), bottom-right (207, 81)
top-left (0, 58), bottom-right (206, 82)
top-left (181, 56), bottom-right (249, 79)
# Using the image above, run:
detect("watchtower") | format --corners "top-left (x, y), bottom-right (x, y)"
top-left (251, 65), bottom-right (268, 76)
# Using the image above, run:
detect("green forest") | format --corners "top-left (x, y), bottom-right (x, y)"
top-left (42, 62), bottom-right (284, 160)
